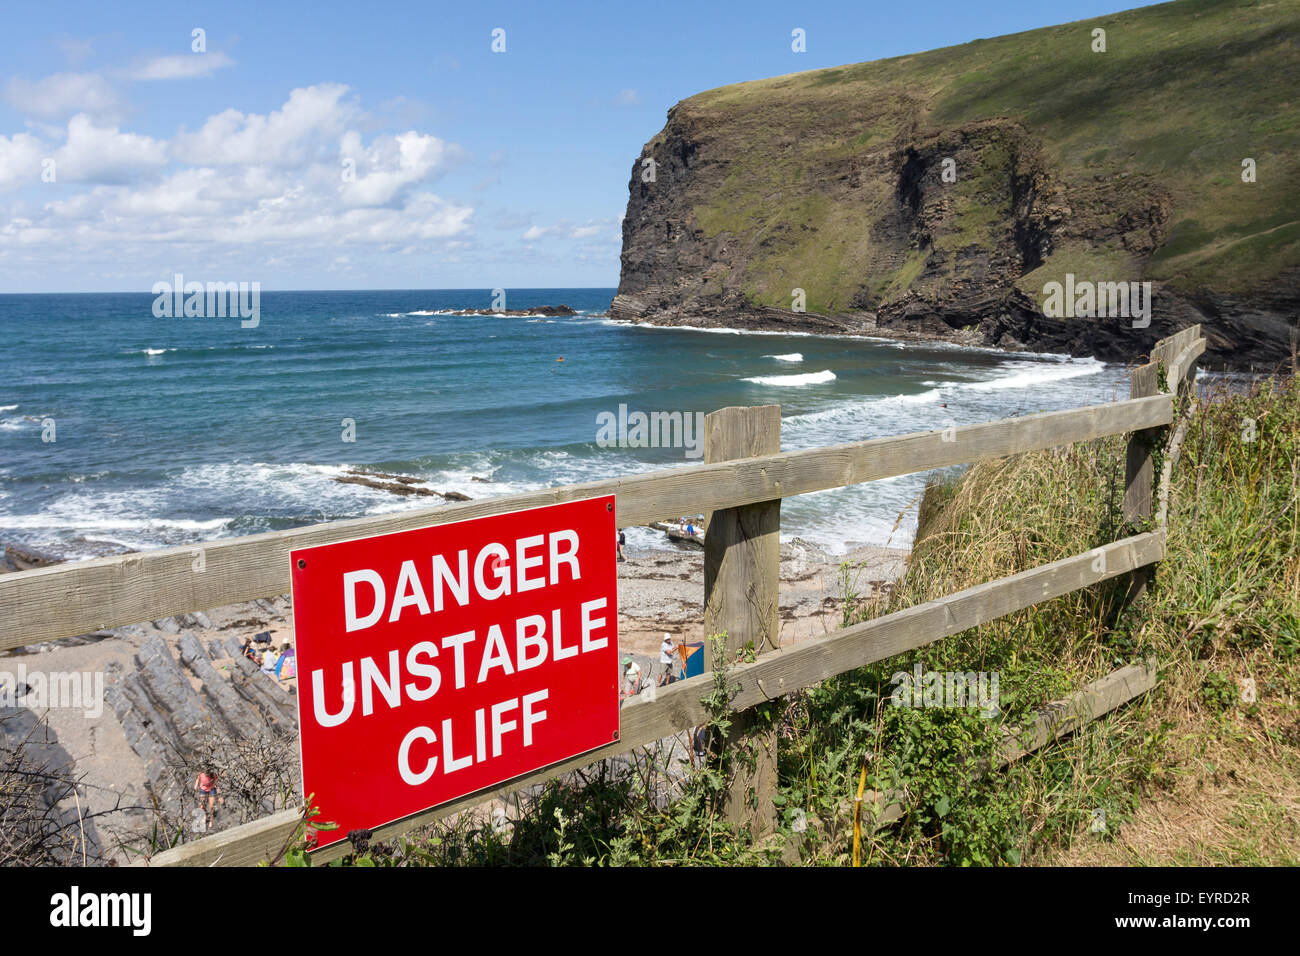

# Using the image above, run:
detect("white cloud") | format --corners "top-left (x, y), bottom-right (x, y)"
top-left (0, 85), bottom-right (474, 258)
top-left (129, 51), bottom-right (236, 81)
top-left (0, 131), bottom-right (45, 189)
top-left (4, 72), bottom-right (122, 122)
top-left (338, 129), bottom-right (463, 207)
top-left (522, 218), bottom-right (619, 242)
top-left (614, 89), bottom-right (641, 107)
top-left (173, 84), bottom-right (355, 167)
top-left (51, 114), bottom-right (168, 184)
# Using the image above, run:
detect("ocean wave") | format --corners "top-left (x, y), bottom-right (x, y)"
top-left (744, 369), bottom-right (837, 387)
top-left (142, 347), bottom-right (177, 356)
top-left (960, 358), bottom-right (1105, 391)
top-left (604, 319), bottom-right (827, 338)
top-left (0, 415), bottom-right (41, 431)
top-left (0, 512), bottom-right (230, 534)
top-left (0, 404), bottom-right (17, 412)
top-left (764, 353), bottom-right (803, 362)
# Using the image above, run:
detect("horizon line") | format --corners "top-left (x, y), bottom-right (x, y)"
top-left (0, 286), bottom-right (622, 296)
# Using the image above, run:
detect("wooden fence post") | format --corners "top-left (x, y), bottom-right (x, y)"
top-left (703, 404), bottom-right (781, 839)
top-left (1123, 361), bottom-right (1160, 600)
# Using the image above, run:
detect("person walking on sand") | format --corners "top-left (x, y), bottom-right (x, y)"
top-left (194, 767), bottom-right (223, 831)
top-left (617, 529), bottom-right (627, 562)
top-left (658, 633), bottom-right (680, 686)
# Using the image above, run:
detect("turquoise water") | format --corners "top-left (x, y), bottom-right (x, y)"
top-left (0, 288), bottom-right (1131, 556)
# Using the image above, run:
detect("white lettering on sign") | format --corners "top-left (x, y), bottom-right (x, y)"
top-left (342, 530), bottom-right (583, 632)
top-left (396, 691), bottom-right (550, 784)
top-left (312, 608), bottom-right (607, 723)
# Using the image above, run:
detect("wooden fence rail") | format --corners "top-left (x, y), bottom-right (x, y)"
top-left (0, 325), bottom-right (1203, 865)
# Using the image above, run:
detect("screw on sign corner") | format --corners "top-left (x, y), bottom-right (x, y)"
top-left (297, 558), bottom-right (307, 569)
top-left (606, 502), bottom-right (612, 512)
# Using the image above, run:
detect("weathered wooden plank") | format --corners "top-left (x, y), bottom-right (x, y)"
top-left (1156, 418), bottom-right (1191, 528)
top-left (1167, 337), bottom-right (1207, 392)
top-left (1151, 325), bottom-right (1200, 371)
top-left (1124, 363), bottom-right (1161, 603)
top-left (857, 660), bottom-right (1158, 831)
top-left (2, 396), bottom-right (1173, 649)
top-left (1154, 331), bottom-right (1206, 528)
top-left (704, 405), bottom-right (782, 660)
top-left (145, 530), bottom-right (1164, 866)
top-left (703, 405), bottom-right (781, 837)
top-left (994, 659), bottom-right (1158, 766)
top-left (1123, 363), bottom-right (1160, 530)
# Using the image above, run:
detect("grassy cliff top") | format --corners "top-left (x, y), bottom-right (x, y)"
top-left (667, 0), bottom-right (1299, 306)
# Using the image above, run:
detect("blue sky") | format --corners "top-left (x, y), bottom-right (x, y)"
top-left (0, 0), bottom-right (1154, 292)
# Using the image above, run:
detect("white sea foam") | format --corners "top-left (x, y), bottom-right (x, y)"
top-left (744, 369), bottom-right (837, 387)
top-left (960, 358), bottom-right (1104, 391)
top-left (0, 404), bottom-right (17, 412)
top-left (764, 353), bottom-right (804, 362)
top-left (604, 319), bottom-right (827, 338)
top-left (142, 348), bottom-right (176, 356)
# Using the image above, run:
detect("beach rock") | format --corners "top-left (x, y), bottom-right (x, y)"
top-left (332, 469), bottom-right (475, 502)
top-left (440, 305), bottom-right (577, 317)
top-left (334, 474), bottom-right (439, 496)
top-left (4, 543), bottom-right (62, 570)
top-left (135, 635), bottom-right (217, 746)
top-left (177, 632), bottom-right (265, 739)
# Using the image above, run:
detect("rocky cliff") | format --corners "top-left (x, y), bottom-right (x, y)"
top-left (614, 0), bottom-right (1300, 368)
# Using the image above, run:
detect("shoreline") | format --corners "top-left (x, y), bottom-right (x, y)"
top-left (606, 297), bottom-right (1294, 372)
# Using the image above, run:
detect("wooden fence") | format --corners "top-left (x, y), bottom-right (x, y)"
top-left (0, 326), bottom-right (1206, 865)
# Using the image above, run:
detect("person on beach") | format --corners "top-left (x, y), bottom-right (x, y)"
top-left (194, 767), bottom-right (223, 831)
top-left (240, 637), bottom-right (260, 665)
top-left (261, 645), bottom-right (279, 675)
top-left (620, 658), bottom-right (642, 702)
top-left (658, 633), bottom-right (680, 686)
top-left (617, 529), bottom-right (627, 562)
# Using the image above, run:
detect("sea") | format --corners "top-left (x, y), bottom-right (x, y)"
top-left (0, 288), bottom-right (1137, 560)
